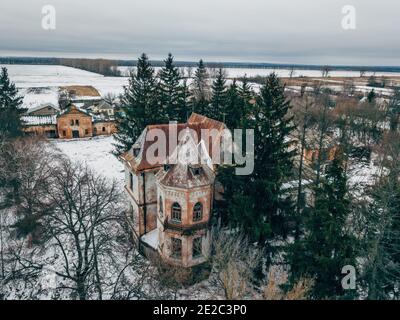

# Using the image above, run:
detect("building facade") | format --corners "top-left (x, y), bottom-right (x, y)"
top-left (120, 113), bottom-right (226, 268)
top-left (22, 104), bottom-right (116, 139)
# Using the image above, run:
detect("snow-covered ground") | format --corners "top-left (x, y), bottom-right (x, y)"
top-left (52, 136), bottom-right (125, 189)
top-left (119, 66), bottom-right (400, 79)
top-left (221, 68), bottom-right (400, 79)
top-left (1, 64), bottom-right (128, 102)
top-left (3, 63), bottom-right (399, 112)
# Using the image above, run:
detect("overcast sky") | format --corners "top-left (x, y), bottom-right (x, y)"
top-left (0, 0), bottom-right (399, 66)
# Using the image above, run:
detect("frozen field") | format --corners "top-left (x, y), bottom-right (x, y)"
top-left (3, 64), bottom-right (399, 110)
top-left (52, 136), bottom-right (125, 189)
top-left (1, 64), bottom-right (128, 98)
top-left (118, 65), bottom-right (400, 79)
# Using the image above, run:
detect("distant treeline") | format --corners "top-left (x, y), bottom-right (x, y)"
top-left (1, 56), bottom-right (400, 74)
top-left (60, 58), bottom-right (121, 76)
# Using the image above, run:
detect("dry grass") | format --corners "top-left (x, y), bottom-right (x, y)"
top-left (60, 85), bottom-right (101, 97)
top-left (263, 268), bottom-right (314, 300)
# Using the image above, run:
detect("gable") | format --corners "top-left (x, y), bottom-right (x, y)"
top-left (58, 105), bottom-right (92, 119)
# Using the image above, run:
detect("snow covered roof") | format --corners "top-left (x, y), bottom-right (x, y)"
top-left (58, 104), bottom-right (92, 117)
top-left (141, 229), bottom-right (159, 250)
top-left (21, 87), bottom-right (60, 111)
top-left (22, 115), bottom-right (57, 126)
top-left (25, 102), bottom-right (60, 114)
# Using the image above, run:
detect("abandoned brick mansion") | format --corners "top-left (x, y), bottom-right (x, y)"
top-left (22, 104), bottom-right (116, 139)
top-left (120, 114), bottom-right (227, 268)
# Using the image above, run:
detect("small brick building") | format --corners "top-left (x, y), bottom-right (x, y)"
top-left (23, 104), bottom-right (116, 139)
top-left (120, 113), bottom-right (226, 268)
top-left (57, 105), bottom-right (94, 139)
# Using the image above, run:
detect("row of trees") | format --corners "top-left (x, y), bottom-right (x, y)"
top-left (113, 53), bottom-right (253, 155)
top-left (60, 58), bottom-right (121, 77)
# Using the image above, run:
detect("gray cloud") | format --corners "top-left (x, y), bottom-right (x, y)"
top-left (0, 0), bottom-right (399, 65)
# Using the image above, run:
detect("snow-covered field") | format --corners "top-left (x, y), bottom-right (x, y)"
top-left (3, 63), bottom-right (399, 111)
top-left (118, 65), bottom-right (400, 79)
top-left (1, 64), bottom-right (128, 101)
top-left (52, 136), bottom-right (125, 188)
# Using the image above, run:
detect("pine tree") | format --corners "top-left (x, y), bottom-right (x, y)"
top-left (224, 80), bottom-right (241, 129)
top-left (221, 73), bottom-right (295, 243)
top-left (181, 78), bottom-right (191, 122)
top-left (367, 89), bottom-right (376, 103)
top-left (191, 59), bottom-right (211, 116)
top-left (237, 76), bottom-right (254, 125)
top-left (113, 53), bottom-right (159, 155)
top-left (364, 132), bottom-right (400, 299)
top-left (0, 67), bottom-right (25, 139)
top-left (287, 152), bottom-right (358, 299)
top-left (210, 68), bottom-right (227, 121)
top-left (387, 87), bottom-right (400, 132)
top-left (159, 53), bottom-right (185, 122)
top-left (251, 73), bottom-right (296, 239)
top-left (365, 171), bottom-right (400, 299)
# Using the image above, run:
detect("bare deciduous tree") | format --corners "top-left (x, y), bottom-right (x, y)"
top-left (43, 160), bottom-right (121, 300)
top-left (210, 230), bottom-right (262, 300)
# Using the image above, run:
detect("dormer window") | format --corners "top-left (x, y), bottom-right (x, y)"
top-left (189, 165), bottom-right (202, 176)
top-left (133, 148), bottom-right (140, 157)
top-left (164, 164), bottom-right (170, 172)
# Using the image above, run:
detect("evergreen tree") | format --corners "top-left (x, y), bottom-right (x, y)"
top-left (0, 67), bottom-right (25, 139)
top-left (364, 132), bottom-right (400, 299)
top-left (223, 80), bottom-right (241, 129)
top-left (237, 76), bottom-right (254, 124)
top-left (159, 53), bottom-right (185, 122)
top-left (191, 59), bottom-right (211, 115)
top-left (220, 73), bottom-right (295, 243)
top-left (365, 170), bottom-right (400, 299)
top-left (181, 78), bottom-right (191, 121)
top-left (210, 68), bottom-right (227, 121)
top-left (387, 87), bottom-right (400, 132)
top-left (367, 89), bottom-right (376, 103)
top-left (113, 54), bottom-right (159, 155)
top-left (287, 153), bottom-right (358, 299)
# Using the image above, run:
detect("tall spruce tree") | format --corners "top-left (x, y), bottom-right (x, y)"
top-left (210, 68), bottom-right (227, 121)
top-left (191, 59), bottom-right (211, 116)
top-left (387, 87), bottom-right (400, 132)
top-left (365, 170), bottom-right (400, 299)
top-left (159, 53), bottom-right (185, 122)
top-left (0, 67), bottom-right (25, 139)
top-left (251, 73), bottom-right (296, 240)
top-left (220, 73), bottom-right (295, 243)
top-left (237, 76), bottom-right (253, 125)
top-left (287, 152), bottom-right (358, 299)
top-left (113, 54), bottom-right (159, 155)
top-left (181, 78), bottom-right (191, 121)
top-left (224, 80), bottom-right (241, 129)
top-left (364, 132), bottom-right (400, 299)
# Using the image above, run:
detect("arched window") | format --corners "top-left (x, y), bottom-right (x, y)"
top-left (75, 119), bottom-right (79, 126)
top-left (70, 119), bottom-right (74, 126)
top-left (159, 196), bottom-right (164, 217)
top-left (171, 202), bottom-right (181, 223)
top-left (193, 202), bottom-right (203, 222)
